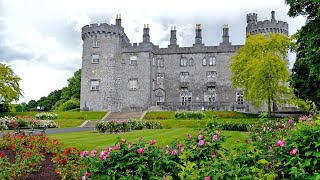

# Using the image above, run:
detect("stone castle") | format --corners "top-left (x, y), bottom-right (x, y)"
top-left (80, 11), bottom-right (288, 112)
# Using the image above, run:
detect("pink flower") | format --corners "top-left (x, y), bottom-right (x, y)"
top-left (80, 150), bottom-right (88, 158)
top-left (215, 130), bottom-right (221, 135)
top-left (199, 140), bottom-right (205, 146)
top-left (212, 135), bottom-right (218, 141)
top-left (137, 148), bottom-right (144, 154)
top-left (299, 116), bottom-right (306, 121)
top-left (276, 140), bottom-right (285, 147)
top-left (166, 145), bottom-right (170, 150)
top-left (82, 171), bottom-right (89, 180)
top-left (114, 145), bottom-right (120, 150)
top-left (212, 151), bottom-right (217, 157)
top-left (172, 149), bottom-right (178, 155)
top-left (149, 140), bottom-right (156, 145)
top-left (165, 150), bottom-right (170, 154)
top-left (128, 143), bottom-right (133, 149)
top-left (180, 147), bottom-right (184, 153)
top-left (90, 150), bottom-right (97, 157)
top-left (204, 176), bottom-right (211, 180)
top-left (290, 148), bottom-right (297, 156)
top-left (198, 134), bottom-right (203, 140)
top-left (288, 119), bottom-right (293, 124)
top-left (177, 143), bottom-right (182, 149)
top-left (164, 178), bottom-right (169, 180)
top-left (99, 151), bottom-right (109, 160)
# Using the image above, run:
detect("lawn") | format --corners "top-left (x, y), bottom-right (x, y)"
top-left (47, 128), bottom-right (248, 151)
top-left (0, 111), bottom-right (107, 128)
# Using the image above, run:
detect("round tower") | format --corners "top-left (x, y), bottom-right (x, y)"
top-left (80, 15), bottom-right (130, 111)
top-left (246, 11), bottom-right (289, 37)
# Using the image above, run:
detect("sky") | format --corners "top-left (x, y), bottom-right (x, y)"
top-left (0, 0), bottom-right (306, 104)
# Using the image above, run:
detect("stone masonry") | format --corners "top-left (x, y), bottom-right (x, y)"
top-left (80, 11), bottom-right (289, 112)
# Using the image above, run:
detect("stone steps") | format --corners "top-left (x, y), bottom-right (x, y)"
top-left (103, 111), bottom-right (146, 121)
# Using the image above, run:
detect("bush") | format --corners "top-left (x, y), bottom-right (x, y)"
top-left (57, 98), bottom-right (80, 111)
top-left (35, 112), bottom-right (58, 120)
top-left (0, 116), bottom-right (17, 130)
top-left (96, 120), bottom-right (162, 133)
top-left (174, 111), bottom-right (205, 120)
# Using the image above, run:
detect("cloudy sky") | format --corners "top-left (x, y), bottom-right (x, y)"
top-left (0, 0), bottom-right (306, 103)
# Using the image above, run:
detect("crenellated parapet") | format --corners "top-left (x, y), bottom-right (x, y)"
top-left (246, 11), bottom-right (289, 36)
top-left (81, 18), bottom-right (130, 44)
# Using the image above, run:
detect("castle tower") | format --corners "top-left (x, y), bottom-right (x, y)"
top-left (246, 11), bottom-right (289, 37)
top-left (80, 16), bottom-right (130, 111)
top-left (195, 24), bottom-right (202, 45)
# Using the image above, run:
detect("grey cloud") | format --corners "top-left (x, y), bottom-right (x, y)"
top-left (0, 43), bottom-right (34, 62)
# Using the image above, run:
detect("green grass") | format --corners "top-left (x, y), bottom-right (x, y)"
top-left (47, 128), bottom-right (247, 151)
top-left (0, 111), bottom-right (107, 128)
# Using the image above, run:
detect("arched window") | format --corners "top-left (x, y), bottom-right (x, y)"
top-left (209, 57), bottom-right (216, 66)
top-left (180, 58), bottom-right (187, 67)
top-left (202, 58), bottom-right (207, 66)
top-left (189, 58), bottom-right (194, 66)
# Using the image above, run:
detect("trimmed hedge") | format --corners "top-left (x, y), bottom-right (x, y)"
top-left (96, 120), bottom-right (162, 133)
top-left (174, 111), bottom-right (205, 120)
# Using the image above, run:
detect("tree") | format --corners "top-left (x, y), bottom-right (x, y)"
top-left (67, 69), bottom-right (81, 99)
top-left (0, 63), bottom-right (23, 104)
top-left (286, 0), bottom-right (320, 107)
top-left (230, 33), bottom-right (294, 117)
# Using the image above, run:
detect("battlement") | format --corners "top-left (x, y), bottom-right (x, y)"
top-left (246, 11), bottom-right (289, 36)
top-left (81, 23), bottom-right (130, 43)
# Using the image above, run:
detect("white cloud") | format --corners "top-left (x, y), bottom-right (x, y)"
top-left (68, 13), bottom-right (91, 32)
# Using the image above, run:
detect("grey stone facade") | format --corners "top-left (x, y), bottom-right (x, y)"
top-left (80, 12), bottom-right (288, 112)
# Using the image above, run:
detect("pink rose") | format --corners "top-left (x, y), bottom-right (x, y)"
top-left (99, 151), bottom-right (108, 160)
top-left (290, 148), bottom-right (297, 156)
top-left (276, 140), bottom-right (285, 147)
top-left (137, 148), bottom-right (144, 154)
top-left (80, 150), bottom-right (88, 158)
top-left (212, 135), bottom-right (218, 141)
top-left (172, 149), bottom-right (178, 155)
top-left (215, 130), bottom-right (221, 135)
top-left (90, 150), bottom-right (97, 157)
top-left (198, 134), bottom-right (203, 140)
top-left (199, 140), bottom-right (205, 146)
top-left (128, 143), bottom-right (133, 149)
top-left (149, 140), bottom-right (156, 145)
top-left (204, 176), bottom-right (211, 180)
top-left (299, 116), bottom-right (306, 121)
top-left (114, 145), bottom-right (120, 150)
top-left (288, 119), bottom-right (293, 124)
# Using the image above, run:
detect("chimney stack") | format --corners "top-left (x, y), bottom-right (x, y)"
top-left (143, 24), bottom-right (150, 43)
top-left (116, 14), bottom-right (122, 26)
top-left (220, 24), bottom-right (231, 46)
top-left (170, 26), bottom-right (177, 45)
top-left (195, 24), bottom-right (202, 44)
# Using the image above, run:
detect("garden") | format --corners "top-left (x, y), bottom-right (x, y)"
top-left (1, 111), bottom-right (320, 179)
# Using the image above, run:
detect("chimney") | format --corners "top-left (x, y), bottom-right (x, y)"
top-left (143, 24), bottom-right (150, 43)
top-left (271, 11), bottom-right (276, 23)
top-left (170, 26), bottom-right (177, 45)
top-left (195, 24), bottom-right (202, 44)
top-left (220, 24), bottom-right (231, 46)
top-left (116, 14), bottom-right (122, 26)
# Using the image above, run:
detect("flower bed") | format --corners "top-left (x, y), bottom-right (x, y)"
top-left (174, 111), bottom-right (205, 120)
top-left (0, 116), bottom-right (58, 130)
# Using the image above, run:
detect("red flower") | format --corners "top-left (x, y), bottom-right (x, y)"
top-left (55, 169), bottom-right (61, 175)
top-left (0, 152), bottom-right (5, 158)
top-left (60, 157), bottom-right (67, 164)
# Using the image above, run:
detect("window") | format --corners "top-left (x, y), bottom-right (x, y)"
top-left (93, 40), bottom-right (98, 48)
top-left (207, 71), bottom-right (217, 82)
top-left (129, 79), bottom-right (138, 90)
top-left (90, 80), bottom-right (100, 91)
top-left (156, 73), bottom-right (164, 85)
top-left (189, 58), bottom-right (194, 66)
top-left (180, 58), bottom-right (187, 67)
top-left (236, 91), bottom-right (244, 105)
top-left (157, 58), bottom-right (164, 67)
top-left (202, 58), bottom-right (207, 66)
top-left (180, 72), bottom-right (189, 82)
top-left (181, 92), bottom-right (192, 105)
top-left (204, 92), bottom-right (216, 102)
top-left (129, 55), bottom-right (137, 65)
top-left (92, 54), bottom-right (100, 64)
top-left (152, 57), bottom-right (156, 66)
top-left (209, 57), bottom-right (216, 66)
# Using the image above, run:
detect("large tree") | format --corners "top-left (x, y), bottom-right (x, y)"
top-left (286, 0), bottom-right (320, 107)
top-left (230, 33), bottom-right (294, 117)
top-left (0, 63), bottom-right (23, 104)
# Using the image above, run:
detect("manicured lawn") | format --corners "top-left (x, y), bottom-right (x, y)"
top-left (47, 128), bottom-right (247, 151)
top-left (0, 111), bottom-right (107, 128)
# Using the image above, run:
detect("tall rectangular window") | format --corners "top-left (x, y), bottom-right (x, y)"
top-left (236, 91), bottom-right (244, 105)
top-left (90, 80), bottom-right (100, 91)
top-left (204, 92), bottom-right (216, 102)
top-left (92, 54), bottom-right (100, 64)
top-left (129, 55), bottom-right (137, 65)
top-left (180, 72), bottom-right (189, 82)
top-left (156, 73), bottom-right (164, 85)
top-left (181, 92), bottom-right (192, 105)
top-left (129, 79), bottom-right (138, 90)
top-left (207, 71), bottom-right (217, 82)
top-left (209, 57), bottom-right (216, 66)
top-left (93, 40), bottom-right (99, 48)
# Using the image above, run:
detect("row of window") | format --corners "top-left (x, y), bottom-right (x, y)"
top-left (156, 71), bottom-right (217, 85)
top-left (90, 54), bottom-right (217, 67)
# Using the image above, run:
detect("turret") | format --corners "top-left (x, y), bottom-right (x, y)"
top-left (246, 13), bottom-right (258, 25)
top-left (143, 24), bottom-right (150, 43)
top-left (220, 24), bottom-right (231, 46)
top-left (195, 24), bottom-right (202, 45)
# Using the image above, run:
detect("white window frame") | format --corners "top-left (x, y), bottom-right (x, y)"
top-left (209, 56), bottom-right (216, 66)
top-left (207, 71), bottom-right (217, 82)
top-left (93, 40), bottom-right (99, 48)
top-left (180, 72), bottom-right (189, 82)
top-left (156, 73), bottom-right (164, 85)
top-left (204, 92), bottom-right (216, 102)
top-left (181, 92), bottom-right (192, 105)
top-left (180, 58), bottom-right (187, 67)
top-left (189, 58), bottom-right (194, 66)
top-left (202, 58), bottom-right (207, 66)
top-left (90, 80), bottom-right (100, 91)
top-left (129, 55), bottom-right (137, 66)
top-left (92, 54), bottom-right (100, 64)
top-left (129, 79), bottom-right (138, 91)
top-left (236, 91), bottom-right (244, 105)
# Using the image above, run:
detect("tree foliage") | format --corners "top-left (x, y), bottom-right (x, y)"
top-left (0, 63), bottom-right (23, 104)
top-left (230, 33), bottom-right (294, 117)
top-left (286, 0), bottom-right (320, 107)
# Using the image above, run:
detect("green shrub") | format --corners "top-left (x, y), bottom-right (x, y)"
top-left (174, 111), bottom-right (205, 120)
top-left (57, 98), bottom-right (80, 111)
top-left (96, 120), bottom-right (162, 133)
top-left (35, 112), bottom-right (58, 120)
